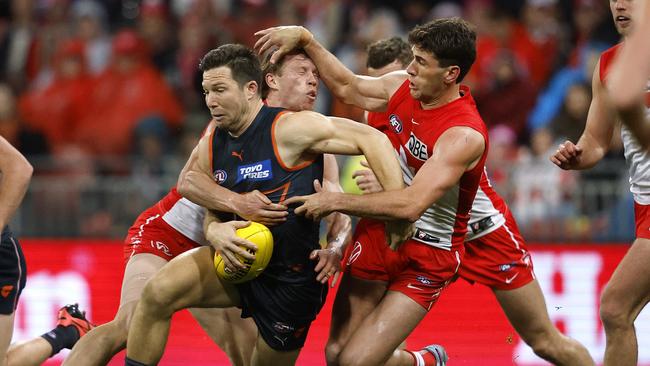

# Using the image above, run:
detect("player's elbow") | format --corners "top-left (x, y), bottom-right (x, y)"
top-left (176, 171), bottom-right (193, 197)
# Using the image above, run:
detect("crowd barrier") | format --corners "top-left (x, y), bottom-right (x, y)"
top-left (13, 240), bottom-right (650, 365)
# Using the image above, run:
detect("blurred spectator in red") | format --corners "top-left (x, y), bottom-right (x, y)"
top-left (176, 13), bottom-right (212, 109)
top-left (470, 0), bottom-right (564, 92)
top-left (18, 39), bottom-right (92, 154)
top-left (74, 30), bottom-right (183, 162)
top-left (567, 0), bottom-right (607, 67)
top-left (138, 0), bottom-right (177, 78)
top-left (475, 49), bottom-right (537, 143)
top-left (485, 124), bottom-right (518, 198)
top-left (0, 83), bottom-right (48, 158)
top-left (72, 0), bottom-right (111, 75)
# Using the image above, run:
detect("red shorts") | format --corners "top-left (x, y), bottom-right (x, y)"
top-left (634, 202), bottom-right (650, 240)
top-left (123, 204), bottom-right (201, 264)
top-left (459, 211), bottom-right (535, 290)
top-left (345, 219), bottom-right (461, 311)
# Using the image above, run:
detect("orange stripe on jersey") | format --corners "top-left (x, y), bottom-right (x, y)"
top-left (271, 111), bottom-right (317, 171)
top-left (208, 123), bottom-right (216, 176)
top-left (200, 118), bottom-right (214, 138)
top-left (261, 182), bottom-right (292, 204)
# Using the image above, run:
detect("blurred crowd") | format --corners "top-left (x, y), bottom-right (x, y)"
top-left (0, 0), bottom-right (633, 241)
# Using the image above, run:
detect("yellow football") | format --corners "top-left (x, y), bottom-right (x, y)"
top-left (214, 222), bottom-right (274, 284)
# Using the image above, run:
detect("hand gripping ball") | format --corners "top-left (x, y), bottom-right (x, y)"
top-left (214, 222), bottom-right (274, 284)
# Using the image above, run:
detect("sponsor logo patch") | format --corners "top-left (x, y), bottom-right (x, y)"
top-left (237, 160), bottom-right (273, 183)
top-left (407, 132), bottom-right (428, 161)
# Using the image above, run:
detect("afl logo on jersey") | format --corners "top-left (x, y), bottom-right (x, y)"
top-left (237, 159), bottom-right (273, 183)
top-left (389, 114), bottom-right (403, 134)
top-left (213, 170), bottom-right (227, 184)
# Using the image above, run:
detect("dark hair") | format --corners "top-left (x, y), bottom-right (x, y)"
top-left (199, 44), bottom-right (262, 92)
top-left (407, 17), bottom-right (476, 83)
top-left (260, 48), bottom-right (309, 99)
top-left (366, 37), bottom-right (413, 69)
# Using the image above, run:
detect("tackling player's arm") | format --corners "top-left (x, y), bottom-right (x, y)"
top-left (254, 26), bottom-right (406, 112)
top-left (550, 62), bottom-right (617, 170)
top-left (286, 126), bottom-right (485, 223)
top-left (608, 2), bottom-right (650, 148)
top-left (0, 136), bottom-right (33, 229)
top-left (274, 111), bottom-right (404, 192)
top-left (177, 130), bottom-right (288, 226)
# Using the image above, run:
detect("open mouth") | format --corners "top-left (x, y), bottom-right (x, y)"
top-left (616, 15), bottom-right (631, 25)
top-left (307, 91), bottom-right (317, 100)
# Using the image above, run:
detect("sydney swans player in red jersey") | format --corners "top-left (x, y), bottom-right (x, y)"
top-left (551, 1), bottom-right (650, 365)
top-left (257, 18), bottom-right (487, 366)
top-left (335, 36), bottom-right (594, 366)
top-left (608, 0), bottom-right (650, 146)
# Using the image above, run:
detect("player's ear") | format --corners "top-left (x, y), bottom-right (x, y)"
top-left (444, 65), bottom-right (460, 85)
top-left (265, 73), bottom-right (278, 91)
top-left (244, 80), bottom-right (259, 100)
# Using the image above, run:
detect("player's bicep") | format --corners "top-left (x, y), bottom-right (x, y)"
top-left (346, 72), bottom-right (407, 112)
top-left (584, 65), bottom-right (616, 148)
top-left (410, 128), bottom-right (485, 199)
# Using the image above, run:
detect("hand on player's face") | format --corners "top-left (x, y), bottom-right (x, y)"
top-left (237, 190), bottom-right (288, 226)
top-left (310, 248), bottom-right (342, 287)
top-left (352, 160), bottom-right (384, 194)
top-left (549, 140), bottom-right (583, 170)
top-left (254, 26), bottom-right (310, 64)
top-left (205, 220), bottom-right (258, 272)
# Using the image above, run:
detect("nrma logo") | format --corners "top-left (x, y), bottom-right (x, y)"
top-left (237, 159), bottom-right (273, 183)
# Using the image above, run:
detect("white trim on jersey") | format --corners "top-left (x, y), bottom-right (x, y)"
top-left (162, 198), bottom-right (208, 246)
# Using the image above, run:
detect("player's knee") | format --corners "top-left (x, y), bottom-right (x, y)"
top-left (337, 349), bottom-right (371, 366)
top-left (140, 275), bottom-right (177, 313)
top-left (325, 339), bottom-right (343, 365)
top-left (528, 336), bottom-right (555, 361)
top-left (599, 294), bottom-right (630, 330)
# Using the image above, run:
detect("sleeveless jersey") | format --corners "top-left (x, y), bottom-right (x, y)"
top-left (600, 44), bottom-right (650, 204)
top-left (160, 189), bottom-right (207, 246)
top-left (465, 168), bottom-right (507, 241)
top-left (210, 105), bottom-right (324, 283)
top-left (1, 226), bottom-right (10, 242)
top-left (384, 81), bottom-right (489, 251)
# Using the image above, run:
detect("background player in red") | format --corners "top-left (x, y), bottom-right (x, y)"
top-left (257, 18), bottom-right (488, 366)
top-left (124, 44), bottom-right (403, 366)
top-left (0, 136), bottom-right (93, 366)
top-left (551, 1), bottom-right (650, 365)
top-left (608, 0), bottom-right (650, 145)
top-left (337, 36), bottom-right (594, 366)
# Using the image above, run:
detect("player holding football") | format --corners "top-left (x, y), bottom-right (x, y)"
top-left (124, 44), bottom-right (405, 366)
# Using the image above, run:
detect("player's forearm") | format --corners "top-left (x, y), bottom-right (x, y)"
top-left (325, 212), bottom-right (352, 254)
top-left (178, 170), bottom-right (240, 214)
top-left (327, 189), bottom-right (423, 222)
top-left (359, 132), bottom-right (404, 191)
top-left (0, 158), bottom-right (33, 229)
top-left (301, 29), bottom-right (359, 104)
top-left (574, 134), bottom-right (609, 170)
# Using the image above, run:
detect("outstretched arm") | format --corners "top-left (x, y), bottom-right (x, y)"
top-left (608, 2), bottom-right (650, 148)
top-left (254, 26), bottom-right (406, 112)
top-left (0, 136), bottom-right (33, 229)
top-left (550, 62), bottom-right (616, 170)
top-left (177, 129), bottom-right (288, 226)
top-left (286, 126), bottom-right (485, 222)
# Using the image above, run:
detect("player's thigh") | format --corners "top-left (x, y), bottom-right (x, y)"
top-left (340, 291), bottom-right (427, 365)
top-left (146, 246), bottom-right (240, 309)
top-left (251, 334), bottom-right (300, 366)
top-left (0, 313), bottom-right (14, 366)
top-left (493, 279), bottom-right (555, 340)
top-left (602, 238), bottom-right (650, 317)
top-left (329, 272), bottom-right (387, 345)
top-left (189, 307), bottom-right (257, 346)
top-left (120, 253), bottom-right (168, 308)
